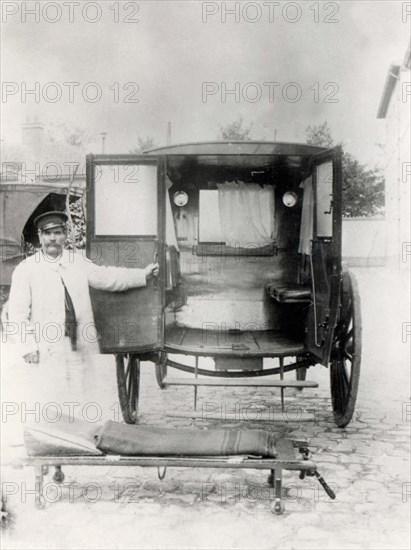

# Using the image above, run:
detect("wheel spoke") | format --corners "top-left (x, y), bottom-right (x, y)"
top-left (336, 360), bottom-right (349, 411)
top-left (344, 350), bottom-right (353, 363)
top-left (341, 362), bottom-right (349, 405)
top-left (129, 377), bottom-right (135, 407)
top-left (342, 293), bottom-right (352, 320)
top-left (332, 361), bottom-right (347, 414)
top-left (342, 328), bottom-right (353, 347)
top-left (345, 340), bottom-right (354, 355)
top-left (130, 357), bottom-right (137, 406)
top-left (341, 380), bottom-right (348, 409)
top-left (125, 355), bottom-right (132, 377)
top-left (126, 360), bottom-right (133, 394)
top-left (342, 360), bottom-right (350, 390)
top-left (333, 365), bottom-right (342, 412)
top-left (345, 301), bottom-right (353, 322)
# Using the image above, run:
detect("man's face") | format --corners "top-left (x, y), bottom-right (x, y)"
top-left (38, 227), bottom-right (66, 258)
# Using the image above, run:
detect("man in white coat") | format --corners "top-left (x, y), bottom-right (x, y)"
top-left (5, 211), bottom-right (159, 418)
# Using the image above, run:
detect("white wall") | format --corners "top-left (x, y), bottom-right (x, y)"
top-left (384, 66), bottom-right (411, 269)
top-left (342, 217), bottom-right (386, 266)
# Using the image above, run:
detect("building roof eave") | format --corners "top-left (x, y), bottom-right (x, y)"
top-left (404, 40), bottom-right (411, 69)
top-left (377, 65), bottom-right (400, 119)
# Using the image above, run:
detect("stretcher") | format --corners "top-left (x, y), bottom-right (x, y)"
top-left (23, 437), bottom-right (335, 515)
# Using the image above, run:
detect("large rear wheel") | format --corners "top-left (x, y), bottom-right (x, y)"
top-left (330, 270), bottom-right (362, 427)
top-left (116, 354), bottom-right (140, 424)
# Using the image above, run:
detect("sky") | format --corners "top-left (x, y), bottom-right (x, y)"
top-left (1, 0), bottom-right (410, 166)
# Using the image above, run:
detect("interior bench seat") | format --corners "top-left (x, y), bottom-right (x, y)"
top-left (265, 284), bottom-right (312, 303)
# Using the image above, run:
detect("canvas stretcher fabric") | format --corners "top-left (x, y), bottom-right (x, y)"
top-left (24, 418), bottom-right (277, 458)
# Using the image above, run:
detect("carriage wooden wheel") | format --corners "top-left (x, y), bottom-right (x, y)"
top-left (116, 354), bottom-right (140, 424)
top-left (330, 269), bottom-right (362, 427)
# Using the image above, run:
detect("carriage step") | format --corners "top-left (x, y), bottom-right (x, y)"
top-left (166, 411), bottom-right (316, 422)
top-left (163, 378), bottom-right (318, 388)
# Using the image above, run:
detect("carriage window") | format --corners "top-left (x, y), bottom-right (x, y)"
top-left (198, 190), bottom-right (223, 242)
top-left (199, 182), bottom-right (275, 251)
top-left (316, 162), bottom-right (333, 237)
top-left (95, 164), bottom-right (157, 236)
top-left (298, 176), bottom-right (313, 255)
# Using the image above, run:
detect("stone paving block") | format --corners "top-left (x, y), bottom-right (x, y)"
top-left (321, 536), bottom-right (369, 550)
top-left (339, 454), bottom-right (371, 465)
top-left (334, 440), bottom-right (359, 453)
top-left (291, 531), bottom-right (332, 547)
top-left (372, 454), bottom-right (410, 472)
top-left (322, 431), bottom-right (351, 440)
top-left (314, 454), bottom-right (339, 463)
top-left (346, 463), bottom-right (364, 473)
top-left (351, 441), bottom-right (393, 455)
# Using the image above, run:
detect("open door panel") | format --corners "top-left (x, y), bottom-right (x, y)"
top-left (86, 155), bottom-right (165, 353)
top-left (305, 146), bottom-right (342, 365)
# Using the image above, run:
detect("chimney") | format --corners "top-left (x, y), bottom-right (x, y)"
top-left (101, 132), bottom-right (107, 153)
top-left (21, 116), bottom-right (45, 157)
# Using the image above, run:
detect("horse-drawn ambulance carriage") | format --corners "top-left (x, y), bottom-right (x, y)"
top-left (86, 141), bottom-right (361, 428)
top-left (5, 142), bottom-right (357, 515)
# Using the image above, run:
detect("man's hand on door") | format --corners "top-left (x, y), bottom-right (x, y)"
top-left (145, 263), bottom-right (159, 279)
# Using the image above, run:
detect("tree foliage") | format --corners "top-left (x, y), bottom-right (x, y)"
top-left (129, 136), bottom-right (157, 153)
top-left (305, 122), bottom-right (384, 217)
top-left (65, 197), bottom-right (87, 250)
top-left (305, 122), bottom-right (333, 148)
top-left (341, 153), bottom-right (385, 218)
top-left (46, 121), bottom-right (94, 149)
top-left (218, 116), bottom-right (253, 141)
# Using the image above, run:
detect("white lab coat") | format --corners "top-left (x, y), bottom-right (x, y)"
top-left (2, 249), bottom-right (148, 445)
top-left (6, 248), bottom-right (147, 358)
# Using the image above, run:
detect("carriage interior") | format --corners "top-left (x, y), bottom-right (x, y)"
top-left (163, 150), bottom-right (317, 362)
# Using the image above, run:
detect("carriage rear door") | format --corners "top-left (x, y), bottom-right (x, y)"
top-left (306, 146), bottom-right (342, 365)
top-left (86, 155), bottom-right (165, 353)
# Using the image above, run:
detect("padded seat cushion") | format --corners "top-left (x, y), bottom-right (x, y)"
top-left (265, 284), bottom-right (311, 303)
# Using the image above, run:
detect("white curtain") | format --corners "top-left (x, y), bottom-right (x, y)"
top-left (298, 176), bottom-right (313, 255)
top-left (165, 175), bottom-right (179, 249)
top-left (217, 181), bottom-right (274, 248)
top-left (166, 190), bottom-right (179, 248)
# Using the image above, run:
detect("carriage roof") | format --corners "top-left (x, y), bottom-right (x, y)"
top-left (144, 141), bottom-right (328, 181)
top-left (146, 141), bottom-right (326, 157)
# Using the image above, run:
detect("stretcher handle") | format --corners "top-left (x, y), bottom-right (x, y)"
top-left (314, 470), bottom-right (336, 500)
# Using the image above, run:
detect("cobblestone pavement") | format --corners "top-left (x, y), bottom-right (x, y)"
top-left (1, 267), bottom-right (410, 549)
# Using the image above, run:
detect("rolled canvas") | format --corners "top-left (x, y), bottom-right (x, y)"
top-left (96, 421), bottom-right (277, 458)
